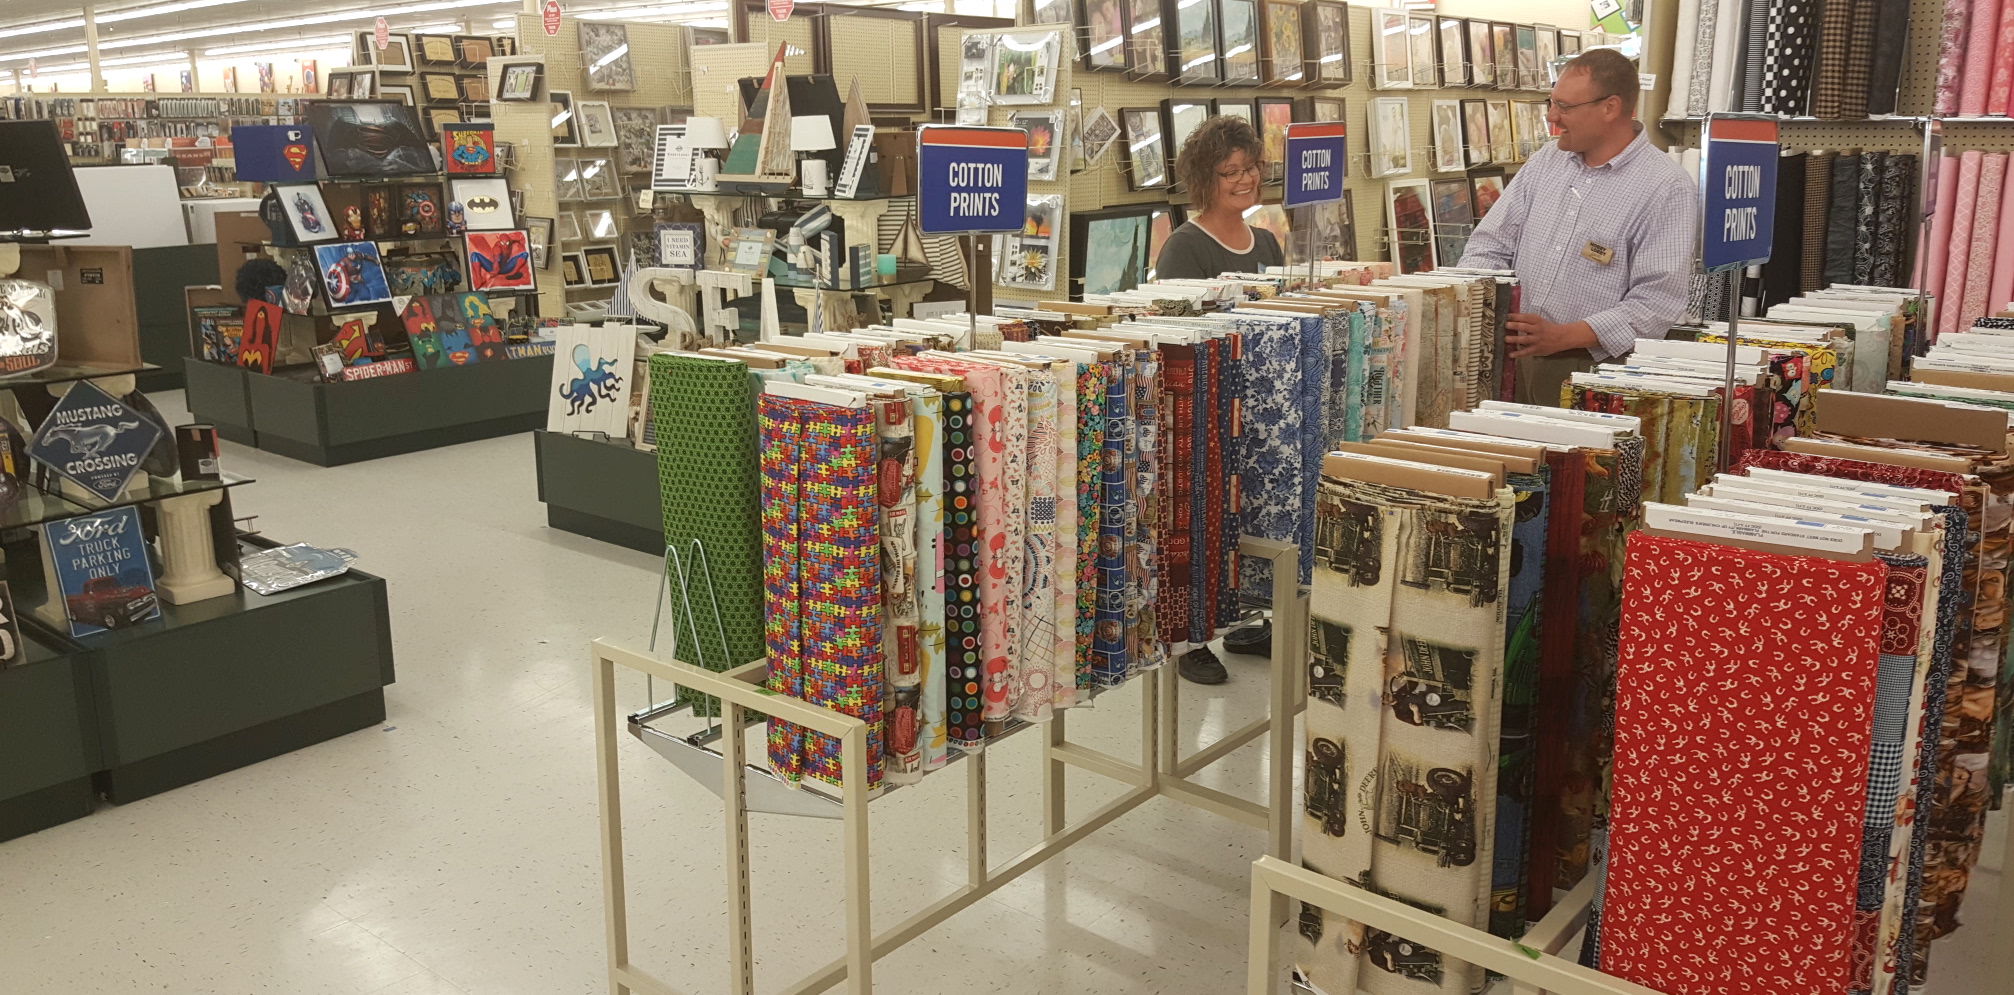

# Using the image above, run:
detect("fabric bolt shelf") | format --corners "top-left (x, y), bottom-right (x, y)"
top-left (1600, 531), bottom-right (1887, 995)
top-left (651, 354), bottom-right (767, 717)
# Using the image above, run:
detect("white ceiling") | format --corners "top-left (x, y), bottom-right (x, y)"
top-left (0, 0), bottom-right (527, 68)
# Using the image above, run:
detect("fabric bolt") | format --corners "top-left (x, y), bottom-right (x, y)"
top-left (1600, 532), bottom-right (1886, 995)
top-left (1964, 155), bottom-right (2010, 334)
top-left (1074, 363), bottom-right (1108, 692)
top-left (939, 391), bottom-right (985, 748)
top-left (869, 395), bottom-right (924, 783)
top-left (1812, 0), bottom-right (1857, 118)
top-left (1016, 367), bottom-right (1060, 722)
top-left (1737, 0), bottom-right (1772, 112)
top-left (1992, 163), bottom-right (2014, 311)
top-left (1524, 448), bottom-right (1587, 916)
top-left (1763, 153), bottom-right (1810, 309)
top-left (1993, 0), bottom-right (2014, 115)
top-left (1159, 344), bottom-right (1198, 646)
top-left (1205, 336), bottom-right (1232, 636)
top-left (1867, 0), bottom-right (1913, 113)
top-left (1827, 152), bottom-right (1863, 289)
top-left (1851, 555), bottom-right (1929, 995)
top-left (1855, 151), bottom-right (1885, 286)
top-left (1670, 0), bottom-right (1701, 115)
top-left (1130, 345), bottom-right (1165, 674)
top-left (1233, 312), bottom-right (1326, 598)
top-left (1048, 359), bottom-right (1080, 711)
top-left (1941, 151), bottom-right (1984, 341)
top-left (1842, 0), bottom-right (1879, 117)
top-left (1690, 0), bottom-right (1722, 116)
top-left (909, 390), bottom-right (951, 772)
top-left (1092, 359), bottom-right (1132, 685)
top-left (759, 393), bottom-right (884, 788)
top-left (1298, 472), bottom-right (1515, 995)
top-left (1936, 0), bottom-right (1973, 116)
top-left (1873, 154), bottom-right (1916, 289)
top-left (1759, 0), bottom-right (1818, 116)
top-left (1797, 153), bottom-right (1832, 294)
top-left (1964, 0), bottom-right (2007, 116)
top-left (1922, 156), bottom-right (1959, 295)
top-left (1491, 467), bottom-right (1550, 938)
top-left (652, 355), bottom-right (765, 717)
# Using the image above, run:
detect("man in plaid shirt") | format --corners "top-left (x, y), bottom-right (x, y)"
top-left (1460, 48), bottom-right (1701, 405)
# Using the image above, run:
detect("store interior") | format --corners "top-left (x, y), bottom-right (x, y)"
top-left (2, 0), bottom-right (2013, 992)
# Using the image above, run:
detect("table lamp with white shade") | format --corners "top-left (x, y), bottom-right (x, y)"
top-left (684, 116), bottom-right (729, 192)
top-left (790, 115), bottom-right (838, 197)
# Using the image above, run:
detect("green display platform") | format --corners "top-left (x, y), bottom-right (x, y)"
top-left (0, 632), bottom-right (102, 842)
top-left (184, 356), bottom-right (553, 465)
top-left (133, 245), bottom-right (218, 393)
top-left (533, 430), bottom-right (663, 554)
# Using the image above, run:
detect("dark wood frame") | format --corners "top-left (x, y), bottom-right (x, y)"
top-left (1467, 18), bottom-right (1495, 88)
top-left (1170, 0), bottom-right (1222, 86)
top-left (1119, 105), bottom-right (1171, 190)
top-left (1260, 0), bottom-right (1305, 87)
top-left (1491, 22), bottom-right (1516, 91)
top-left (1126, 0), bottom-right (1174, 82)
top-left (1255, 95), bottom-right (1296, 185)
top-left (1162, 96), bottom-right (1212, 176)
top-left (1069, 204), bottom-right (1166, 299)
top-left (1459, 97), bottom-right (1492, 168)
top-left (1437, 16), bottom-right (1470, 88)
top-left (1218, 0), bottom-right (1263, 84)
top-left (1080, 0), bottom-right (1133, 72)
top-left (412, 33), bottom-right (458, 67)
top-left (1302, 0), bottom-right (1351, 87)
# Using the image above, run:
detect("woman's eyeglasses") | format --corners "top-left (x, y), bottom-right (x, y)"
top-left (1217, 163), bottom-right (1263, 179)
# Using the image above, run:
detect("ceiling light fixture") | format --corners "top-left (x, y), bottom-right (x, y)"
top-left (0, 0), bottom-right (515, 66)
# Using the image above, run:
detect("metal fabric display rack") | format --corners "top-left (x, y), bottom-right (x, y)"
top-left (592, 536), bottom-right (1309, 994)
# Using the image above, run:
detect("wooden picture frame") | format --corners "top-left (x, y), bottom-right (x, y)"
top-left (1514, 24), bottom-right (1539, 91)
top-left (495, 59), bottom-right (545, 102)
top-left (1081, 0), bottom-right (1132, 71)
top-left (1429, 99), bottom-right (1465, 173)
top-left (1406, 13), bottom-right (1438, 89)
top-left (1256, 96), bottom-right (1296, 184)
top-left (1491, 22), bottom-right (1516, 91)
top-left (1261, 0), bottom-right (1305, 87)
top-left (1467, 18), bottom-right (1496, 88)
top-left (1385, 177), bottom-right (1436, 274)
top-left (1468, 167), bottom-right (1508, 220)
top-left (371, 34), bottom-right (414, 73)
top-left (421, 73), bottom-right (460, 104)
top-left (1162, 97), bottom-right (1211, 175)
top-left (1214, 97), bottom-right (1257, 125)
top-left (550, 90), bottom-right (579, 147)
top-left (1127, 0), bottom-right (1173, 81)
top-left (1119, 105), bottom-right (1171, 190)
top-left (1459, 97), bottom-right (1491, 168)
top-left (414, 33), bottom-right (458, 66)
top-left (1558, 29), bottom-right (1583, 56)
top-left (1428, 175), bottom-right (1474, 266)
top-left (1367, 95), bottom-right (1411, 177)
top-left (582, 244), bottom-right (622, 286)
top-left (1437, 16), bottom-right (1470, 88)
top-left (1303, 0), bottom-right (1351, 87)
top-left (1371, 7), bottom-right (1411, 89)
top-left (458, 74), bottom-right (490, 104)
top-left (1218, 0), bottom-right (1262, 84)
top-left (454, 34), bottom-right (494, 69)
top-left (561, 251), bottom-right (588, 288)
top-left (1534, 24), bottom-right (1559, 86)
top-left (1172, 0), bottom-right (1222, 85)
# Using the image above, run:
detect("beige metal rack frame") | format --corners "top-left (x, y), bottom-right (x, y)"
top-left (594, 535), bottom-right (1310, 995)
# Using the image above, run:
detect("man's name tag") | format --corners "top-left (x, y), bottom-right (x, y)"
top-left (1582, 242), bottom-right (1615, 265)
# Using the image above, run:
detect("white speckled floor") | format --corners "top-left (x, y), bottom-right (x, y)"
top-left (0, 391), bottom-right (2000, 994)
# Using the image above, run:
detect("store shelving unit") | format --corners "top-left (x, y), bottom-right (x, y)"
top-left (533, 430), bottom-right (662, 553)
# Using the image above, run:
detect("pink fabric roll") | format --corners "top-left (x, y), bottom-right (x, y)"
top-left (1941, 151), bottom-right (1983, 339)
top-left (1920, 155), bottom-right (1959, 301)
top-left (1992, 162), bottom-right (2014, 311)
top-left (1993, 0), bottom-right (2014, 114)
top-left (1940, 0), bottom-right (1975, 116)
top-left (1963, 154), bottom-right (2009, 331)
top-left (1964, 0), bottom-right (2005, 115)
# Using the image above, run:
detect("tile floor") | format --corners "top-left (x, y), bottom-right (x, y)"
top-left (0, 393), bottom-right (2002, 994)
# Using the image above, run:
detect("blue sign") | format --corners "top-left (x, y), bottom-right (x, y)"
top-left (28, 380), bottom-right (163, 502)
top-left (1283, 122), bottom-right (1348, 209)
top-left (45, 506), bottom-right (160, 637)
top-left (232, 124), bottom-right (319, 183)
top-left (916, 125), bottom-right (1029, 235)
top-left (1700, 117), bottom-right (1780, 273)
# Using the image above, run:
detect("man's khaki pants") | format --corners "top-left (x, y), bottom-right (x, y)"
top-left (1513, 349), bottom-right (1597, 408)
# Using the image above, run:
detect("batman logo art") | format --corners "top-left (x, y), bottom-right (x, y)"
top-left (465, 196), bottom-right (501, 213)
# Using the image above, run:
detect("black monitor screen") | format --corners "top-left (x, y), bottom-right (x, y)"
top-left (304, 100), bottom-right (437, 178)
top-left (0, 121), bottom-right (91, 233)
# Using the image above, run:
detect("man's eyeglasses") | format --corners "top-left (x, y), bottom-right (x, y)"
top-left (1547, 94), bottom-right (1616, 113)
top-left (1217, 163), bottom-right (1263, 179)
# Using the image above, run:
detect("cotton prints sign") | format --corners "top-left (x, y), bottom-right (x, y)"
top-left (28, 380), bottom-right (164, 501)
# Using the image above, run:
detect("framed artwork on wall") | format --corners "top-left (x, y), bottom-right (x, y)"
top-left (1010, 109), bottom-right (1064, 181)
top-left (371, 34), bottom-right (414, 73)
top-left (1162, 97), bottom-right (1211, 176)
top-left (550, 90), bottom-right (579, 147)
top-left (582, 245), bottom-right (622, 286)
top-left (1367, 96), bottom-right (1411, 177)
top-left (1429, 99), bottom-right (1465, 173)
top-left (989, 28), bottom-right (1064, 105)
top-left (277, 184), bottom-right (334, 243)
top-left (1459, 98), bottom-right (1491, 168)
top-left (455, 35), bottom-right (494, 69)
top-left (1469, 168), bottom-right (1507, 220)
top-left (1302, 95), bottom-right (1344, 123)
top-left (1371, 7), bottom-right (1411, 89)
top-left (578, 23), bottom-right (637, 91)
top-left (1071, 206), bottom-right (1155, 297)
top-left (576, 100), bottom-right (619, 148)
top-left (1214, 97), bottom-right (1257, 124)
top-left (1120, 106), bottom-right (1171, 189)
top-left (1468, 18), bottom-right (1496, 88)
top-left (1385, 178), bottom-right (1436, 274)
top-left (1081, 0), bottom-right (1131, 71)
top-left (1514, 24), bottom-right (1539, 91)
top-left (1217, 0), bottom-right (1262, 84)
top-left (1437, 16), bottom-right (1469, 88)
top-left (561, 252), bottom-right (588, 288)
top-left (1535, 25), bottom-right (1559, 86)
top-left (1173, 0), bottom-right (1220, 84)
top-left (1304, 0), bottom-right (1350, 86)
top-left (496, 60), bottom-right (545, 102)
top-left (1262, 0), bottom-right (1304, 86)
top-left (1407, 13), bottom-right (1438, 89)
top-left (1428, 175), bottom-right (1475, 265)
top-left (306, 100), bottom-right (434, 178)
top-left (1128, 0), bottom-right (1172, 81)
top-left (1491, 22), bottom-right (1516, 90)
top-left (421, 73), bottom-right (460, 104)
top-left (1256, 96), bottom-right (1295, 184)
top-left (414, 34), bottom-right (457, 66)
top-left (1486, 100), bottom-right (1514, 163)
top-left (1558, 29), bottom-right (1583, 56)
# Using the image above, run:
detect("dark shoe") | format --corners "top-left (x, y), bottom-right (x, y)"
top-left (1179, 646), bottom-right (1229, 684)
top-left (1223, 620), bottom-right (1273, 657)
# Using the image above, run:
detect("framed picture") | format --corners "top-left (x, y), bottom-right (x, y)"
top-left (1459, 98), bottom-right (1491, 167)
top-left (399, 182), bottom-right (447, 237)
top-left (458, 75), bottom-right (490, 104)
top-left (1367, 96), bottom-right (1411, 178)
top-left (1081, 0), bottom-right (1130, 71)
top-left (1385, 178), bottom-right (1436, 274)
top-left (996, 194), bottom-right (1061, 291)
top-left (353, 31), bottom-right (375, 64)
top-left (989, 28), bottom-right (1063, 105)
top-left (1305, 0), bottom-right (1350, 86)
top-left (582, 244), bottom-right (621, 286)
top-left (1173, 0), bottom-right (1219, 84)
top-left (1219, 0), bottom-right (1261, 84)
top-left (427, 108), bottom-right (464, 133)
top-left (1491, 23), bottom-right (1516, 91)
top-left (378, 83), bottom-right (415, 106)
top-left (1535, 25), bottom-right (1559, 85)
top-left (1070, 206), bottom-right (1155, 296)
top-left (314, 241), bottom-right (394, 307)
top-left (1082, 105), bottom-right (1121, 166)
top-left (1128, 0), bottom-right (1172, 81)
top-left (441, 123), bottom-right (497, 174)
top-left (579, 159), bottom-right (621, 199)
top-left (611, 107), bottom-right (661, 173)
top-left (1214, 97), bottom-right (1257, 125)
top-left (559, 212), bottom-right (584, 242)
top-left (1033, 0), bottom-right (1071, 23)
top-left (1438, 17), bottom-right (1470, 87)
top-left (1429, 99), bottom-right (1464, 173)
top-left (576, 101), bottom-right (618, 148)
top-left (277, 183), bottom-right (334, 243)
top-left (455, 35), bottom-right (494, 69)
top-left (450, 177), bottom-right (514, 231)
top-left (1487, 100), bottom-right (1514, 163)
top-left (1262, 0), bottom-right (1304, 86)
top-left (561, 252), bottom-right (588, 288)
top-left (1256, 97), bottom-right (1296, 184)
top-left (415, 34), bottom-right (458, 66)
top-left (466, 230), bottom-right (536, 292)
top-left (1010, 110), bottom-right (1063, 181)
top-left (496, 60), bottom-right (544, 102)
top-left (371, 34), bottom-right (414, 73)
top-left (1522, 99), bottom-right (1552, 157)
top-left (1558, 29), bottom-right (1583, 56)
top-left (421, 72), bottom-right (460, 104)
top-left (579, 23), bottom-right (637, 90)
top-left (1312, 190), bottom-right (1357, 259)
top-left (1372, 7), bottom-right (1410, 89)
top-left (1162, 98), bottom-right (1211, 175)
top-left (656, 221), bottom-right (704, 269)
top-left (585, 209), bottom-right (618, 240)
top-left (306, 100), bottom-right (435, 177)
top-left (723, 227), bottom-right (775, 276)
top-left (1467, 19), bottom-right (1496, 88)
top-left (550, 90), bottom-right (579, 147)
top-left (1469, 167), bottom-right (1507, 220)
top-left (1407, 14), bottom-right (1438, 89)
top-left (1304, 96), bottom-right (1344, 123)
top-left (1515, 24), bottom-right (1539, 90)
top-left (495, 36), bottom-right (518, 57)
top-left (1120, 106), bottom-right (1170, 189)
top-left (1429, 176), bottom-right (1474, 265)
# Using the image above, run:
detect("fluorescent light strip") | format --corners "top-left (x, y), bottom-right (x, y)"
top-left (202, 33), bottom-right (352, 56)
top-left (0, 0), bottom-right (514, 66)
top-left (26, 50), bottom-right (193, 74)
top-left (0, 0), bottom-right (256, 42)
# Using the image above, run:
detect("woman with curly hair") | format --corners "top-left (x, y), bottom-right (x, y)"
top-left (1154, 116), bottom-right (1285, 281)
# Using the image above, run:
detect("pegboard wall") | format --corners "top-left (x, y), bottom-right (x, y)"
top-left (498, 14), bottom-right (696, 317)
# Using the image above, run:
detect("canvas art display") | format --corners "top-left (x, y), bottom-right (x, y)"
top-left (547, 324), bottom-right (636, 436)
top-left (1369, 97), bottom-right (1412, 177)
top-left (232, 125), bottom-right (319, 183)
top-left (314, 241), bottom-right (393, 307)
top-left (465, 230), bottom-right (535, 293)
top-left (306, 100), bottom-right (434, 177)
top-left (990, 29), bottom-right (1062, 105)
top-left (579, 23), bottom-right (637, 91)
top-left (278, 183), bottom-right (334, 243)
top-left (1386, 178), bottom-right (1437, 274)
top-left (441, 124), bottom-right (496, 174)
top-left (45, 507), bottom-right (160, 637)
top-left (450, 177), bottom-right (515, 231)
top-left (611, 107), bottom-right (660, 174)
top-left (1219, 0), bottom-right (1261, 83)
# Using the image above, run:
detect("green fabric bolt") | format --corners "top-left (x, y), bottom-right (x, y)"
top-left (650, 353), bottom-right (767, 717)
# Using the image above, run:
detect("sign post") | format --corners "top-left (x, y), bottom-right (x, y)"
top-left (1699, 113), bottom-right (1779, 469)
top-left (917, 125), bottom-right (1029, 345)
top-left (1284, 121), bottom-right (1347, 286)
